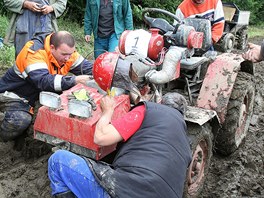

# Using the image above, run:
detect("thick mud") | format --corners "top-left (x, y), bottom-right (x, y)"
top-left (0, 37), bottom-right (263, 198)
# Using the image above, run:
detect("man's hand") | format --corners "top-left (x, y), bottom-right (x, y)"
top-left (23, 1), bottom-right (43, 12)
top-left (100, 96), bottom-right (115, 113)
top-left (242, 43), bottom-right (262, 63)
top-left (75, 75), bottom-right (92, 85)
top-left (41, 5), bottom-right (54, 15)
top-left (85, 35), bottom-right (91, 43)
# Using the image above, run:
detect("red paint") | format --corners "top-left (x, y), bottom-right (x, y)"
top-left (34, 83), bottom-right (130, 159)
top-left (148, 29), bottom-right (164, 60)
top-left (197, 53), bottom-right (243, 123)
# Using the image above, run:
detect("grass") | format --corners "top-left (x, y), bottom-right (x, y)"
top-left (0, 15), bottom-right (15, 68)
top-left (248, 25), bottom-right (264, 38)
top-left (0, 14), bottom-right (264, 69)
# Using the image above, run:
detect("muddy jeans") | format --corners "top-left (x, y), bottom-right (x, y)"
top-left (48, 150), bottom-right (110, 198)
top-left (0, 95), bottom-right (32, 141)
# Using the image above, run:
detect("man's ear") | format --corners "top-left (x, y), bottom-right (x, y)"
top-left (50, 44), bottom-right (55, 51)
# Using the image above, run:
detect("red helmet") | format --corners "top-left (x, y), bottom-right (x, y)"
top-left (93, 52), bottom-right (119, 91)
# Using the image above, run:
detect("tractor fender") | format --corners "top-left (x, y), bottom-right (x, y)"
top-left (184, 105), bottom-right (220, 126)
top-left (196, 53), bottom-right (252, 124)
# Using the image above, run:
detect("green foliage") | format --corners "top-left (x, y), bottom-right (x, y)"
top-left (223, 0), bottom-right (264, 24)
top-left (0, 15), bottom-right (9, 37)
top-left (62, 0), bottom-right (86, 25)
top-left (0, 15), bottom-right (15, 69)
top-left (0, 45), bottom-right (15, 70)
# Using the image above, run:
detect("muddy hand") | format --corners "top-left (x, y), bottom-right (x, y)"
top-left (242, 43), bottom-right (262, 63)
top-left (75, 75), bottom-right (92, 85)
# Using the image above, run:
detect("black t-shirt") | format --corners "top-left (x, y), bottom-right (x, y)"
top-left (98, 0), bottom-right (115, 38)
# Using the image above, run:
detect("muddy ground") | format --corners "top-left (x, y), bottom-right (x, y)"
top-left (0, 37), bottom-right (263, 198)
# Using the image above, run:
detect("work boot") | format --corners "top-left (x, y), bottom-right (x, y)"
top-left (53, 191), bottom-right (76, 198)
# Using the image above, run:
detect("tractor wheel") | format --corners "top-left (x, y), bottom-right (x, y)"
top-left (220, 33), bottom-right (235, 52)
top-left (215, 72), bottom-right (255, 155)
top-left (237, 28), bottom-right (249, 50)
top-left (184, 123), bottom-right (213, 198)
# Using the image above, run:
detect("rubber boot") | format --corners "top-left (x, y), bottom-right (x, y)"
top-left (53, 191), bottom-right (76, 198)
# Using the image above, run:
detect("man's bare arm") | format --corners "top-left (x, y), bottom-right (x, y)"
top-left (94, 96), bottom-right (123, 146)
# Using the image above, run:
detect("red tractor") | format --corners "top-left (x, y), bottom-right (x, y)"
top-left (33, 8), bottom-right (255, 197)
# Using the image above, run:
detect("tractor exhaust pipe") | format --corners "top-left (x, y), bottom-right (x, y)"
top-left (145, 46), bottom-right (186, 84)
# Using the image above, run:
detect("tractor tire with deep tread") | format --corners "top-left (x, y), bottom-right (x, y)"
top-left (237, 28), bottom-right (249, 50)
top-left (184, 123), bottom-right (213, 198)
top-left (215, 72), bottom-right (255, 155)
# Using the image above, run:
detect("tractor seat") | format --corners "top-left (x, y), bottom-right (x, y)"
top-left (180, 56), bottom-right (208, 70)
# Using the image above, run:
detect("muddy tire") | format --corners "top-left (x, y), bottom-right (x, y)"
top-left (184, 123), bottom-right (213, 198)
top-left (215, 72), bottom-right (255, 155)
top-left (220, 33), bottom-right (235, 52)
top-left (215, 33), bottom-right (235, 52)
top-left (237, 28), bottom-right (248, 50)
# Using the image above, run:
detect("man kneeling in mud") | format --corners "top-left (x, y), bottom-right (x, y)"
top-left (48, 93), bottom-right (192, 198)
top-left (0, 31), bottom-right (93, 150)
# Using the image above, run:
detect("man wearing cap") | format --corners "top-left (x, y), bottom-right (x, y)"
top-left (48, 92), bottom-right (192, 198)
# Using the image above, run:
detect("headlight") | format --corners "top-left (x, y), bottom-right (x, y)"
top-left (68, 99), bottom-right (92, 118)
top-left (39, 92), bottom-right (61, 109)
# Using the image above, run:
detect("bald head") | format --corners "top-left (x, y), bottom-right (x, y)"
top-left (50, 31), bottom-right (75, 49)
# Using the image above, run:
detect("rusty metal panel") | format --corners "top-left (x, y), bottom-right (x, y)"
top-left (34, 83), bottom-right (130, 160)
top-left (196, 53), bottom-right (243, 123)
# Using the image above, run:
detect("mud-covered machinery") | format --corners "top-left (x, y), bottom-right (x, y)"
top-left (34, 8), bottom-right (255, 198)
top-left (215, 2), bottom-right (250, 52)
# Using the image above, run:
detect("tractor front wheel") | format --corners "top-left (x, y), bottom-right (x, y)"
top-left (184, 123), bottom-right (212, 197)
top-left (215, 72), bottom-right (255, 155)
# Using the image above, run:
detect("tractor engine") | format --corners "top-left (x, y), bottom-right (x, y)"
top-left (118, 25), bottom-right (204, 86)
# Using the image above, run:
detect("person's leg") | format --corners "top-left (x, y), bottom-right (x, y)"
top-left (108, 33), bottom-right (119, 52)
top-left (48, 150), bottom-right (110, 198)
top-left (94, 37), bottom-right (109, 59)
top-left (0, 110), bottom-right (32, 142)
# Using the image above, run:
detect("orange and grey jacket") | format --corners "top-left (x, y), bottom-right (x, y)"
top-left (0, 33), bottom-right (93, 106)
top-left (176, 0), bottom-right (225, 43)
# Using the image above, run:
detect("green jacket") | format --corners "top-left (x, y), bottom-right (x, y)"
top-left (84, 0), bottom-right (133, 39)
top-left (3, 0), bottom-right (67, 45)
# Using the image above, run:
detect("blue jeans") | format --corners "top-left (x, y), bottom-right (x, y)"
top-left (94, 33), bottom-right (119, 59)
top-left (48, 150), bottom-right (110, 198)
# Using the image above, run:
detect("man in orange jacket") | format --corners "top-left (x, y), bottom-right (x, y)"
top-left (0, 31), bottom-right (93, 149)
top-left (175, 0), bottom-right (225, 44)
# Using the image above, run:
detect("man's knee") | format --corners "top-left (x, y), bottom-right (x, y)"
top-left (49, 150), bottom-right (71, 167)
top-left (0, 110), bottom-right (32, 141)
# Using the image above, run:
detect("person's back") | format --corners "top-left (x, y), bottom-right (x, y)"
top-left (88, 102), bottom-right (192, 198)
